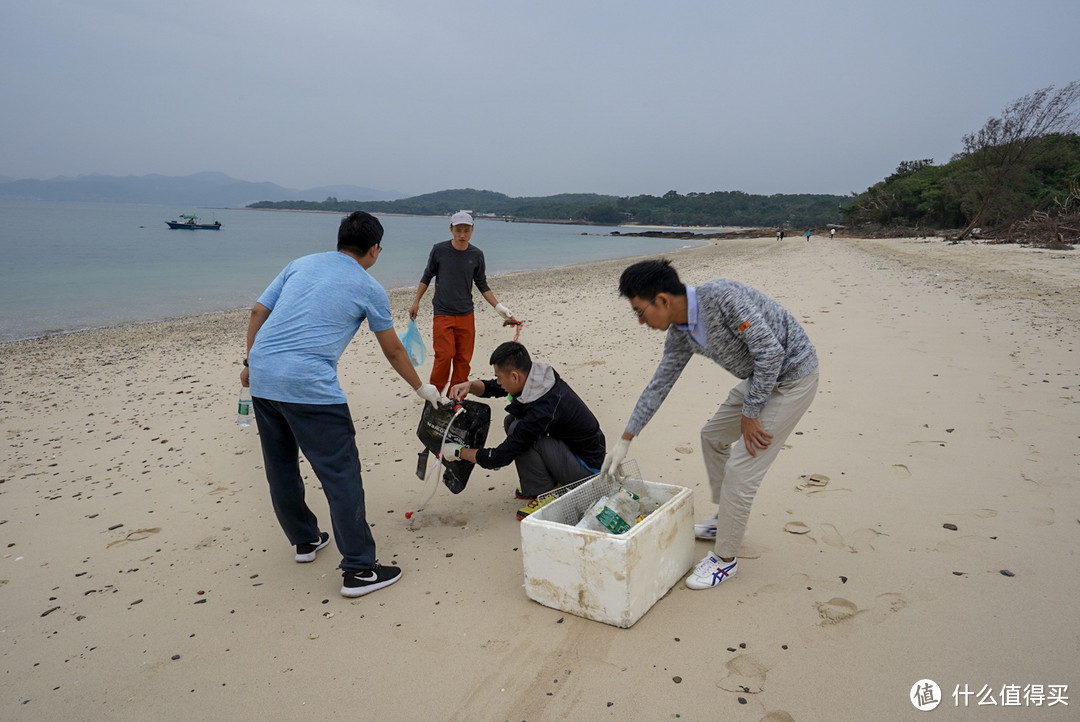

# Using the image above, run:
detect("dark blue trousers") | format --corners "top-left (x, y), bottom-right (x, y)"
top-left (252, 398), bottom-right (376, 571)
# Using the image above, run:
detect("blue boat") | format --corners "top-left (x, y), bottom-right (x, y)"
top-left (166, 214), bottom-right (222, 230)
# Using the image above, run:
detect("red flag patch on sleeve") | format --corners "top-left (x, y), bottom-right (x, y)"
top-left (737, 320), bottom-right (751, 332)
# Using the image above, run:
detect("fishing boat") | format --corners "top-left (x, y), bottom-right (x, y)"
top-left (166, 214), bottom-right (222, 230)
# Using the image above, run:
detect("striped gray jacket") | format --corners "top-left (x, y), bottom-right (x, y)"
top-left (626, 279), bottom-right (818, 435)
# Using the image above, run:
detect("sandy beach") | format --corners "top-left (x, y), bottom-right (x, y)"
top-left (2, 236), bottom-right (1077, 720)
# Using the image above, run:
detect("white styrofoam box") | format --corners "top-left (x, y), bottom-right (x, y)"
top-left (520, 476), bottom-right (695, 628)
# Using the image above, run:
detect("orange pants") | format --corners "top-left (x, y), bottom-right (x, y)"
top-left (430, 314), bottom-right (475, 392)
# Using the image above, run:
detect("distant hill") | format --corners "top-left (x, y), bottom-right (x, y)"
top-left (0, 172), bottom-right (406, 206)
top-left (250, 187), bottom-right (849, 227)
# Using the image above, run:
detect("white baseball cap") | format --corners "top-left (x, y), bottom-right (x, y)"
top-left (450, 211), bottom-right (474, 226)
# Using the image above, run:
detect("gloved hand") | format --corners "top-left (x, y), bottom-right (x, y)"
top-left (440, 443), bottom-right (463, 462)
top-left (494, 303), bottom-right (514, 321)
top-left (599, 437), bottom-right (631, 482)
top-left (416, 383), bottom-right (442, 408)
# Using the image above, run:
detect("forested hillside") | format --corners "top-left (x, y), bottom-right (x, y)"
top-left (843, 82), bottom-right (1080, 244)
top-left (840, 133), bottom-right (1080, 236)
top-left (249, 188), bottom-right (846, 228)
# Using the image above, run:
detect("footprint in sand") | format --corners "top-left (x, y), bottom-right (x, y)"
top-left (821, 523), bottom-right (845, 549)
top-left (848, 528), bottom-right (883, 552)
top-left (987, 425), bottom-right (1017, 440)
top-left (208, 486), bottom-right (239, 496)
top-left (1028, 507), bottom-right (1054, 526)
top-left (795, 473), bottom-right (829, 492)
top-left (933, 534), bottom-right (987, 553)
top-left (817, 597), bottom-right (859, 624)
top-left (943, 508), bottom-right (999, 525)
top-left (820, 524), bottom-right (883, 553)
top-left (717, 654), bottom-right (770, 694)
top-left (762, 713), bottom-right (796, 722)
top-left (106, 527), bottom-right (161, 548)
top-left (892, 464), bottom-right (911, 478)
top-left (752, 572), bottom-right (813, 597)
top-left (817, 592), bottom-right (909, 630)
top-left (783, 521), bottom-right (811, 535)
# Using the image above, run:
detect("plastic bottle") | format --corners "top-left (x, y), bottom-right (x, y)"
top-left (595, 487), bottom-right (641, 534)
top-left (237, 387), bottom-right (253, 427)
top-left (575, 496), bottom-right (611, 532)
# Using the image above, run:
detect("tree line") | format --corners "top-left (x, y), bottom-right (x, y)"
top-left (249, 188), bottom-right (847, 228)
top-left (841, 82), bottom-right (1080, 244)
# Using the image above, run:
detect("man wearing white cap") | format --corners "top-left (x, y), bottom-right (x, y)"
top-left (409, 211), bottom-right (515, 392)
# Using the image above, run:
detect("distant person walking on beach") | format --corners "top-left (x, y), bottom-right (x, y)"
top-left (805, 229), bottom-right (812, 242)
top-left (830, 228), bottom-right (836, 239)
top-left (776, 229), bottom-right (781, 242)
top-left (242, 211), bottom-right (442, 598)
top-left (410, 211), bottom-right (516, 393)
top-left (601, 259), bottom-right (818, 590)
top-left (779, 229), bottom-right (785, 241)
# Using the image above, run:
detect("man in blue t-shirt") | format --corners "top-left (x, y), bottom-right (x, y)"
top-left (241, 211), bottom-right (442, 598)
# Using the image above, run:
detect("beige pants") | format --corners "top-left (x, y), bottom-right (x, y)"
top-left (700, 371), bottom-right (819, 558)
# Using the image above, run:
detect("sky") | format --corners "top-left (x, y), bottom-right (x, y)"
top-left (3, 0), bottom-right (1078, 199)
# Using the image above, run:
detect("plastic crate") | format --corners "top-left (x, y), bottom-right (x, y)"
top-left (519, 469), bottom-right (695, 628)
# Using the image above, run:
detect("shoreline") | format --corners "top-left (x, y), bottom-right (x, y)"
top-left (0, 239), bottom-right (712, 348)
top-left (3, 236), bottom-right (1077, 718)
top-left (4, 234), bottom-right (1075, 349)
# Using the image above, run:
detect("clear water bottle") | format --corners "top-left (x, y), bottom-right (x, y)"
top-left (595, 487), bottom-right (641, 534)
top-left (237, 387), bottom-right (253, 427)
top-left (575, 496), bottom-right (611, 532)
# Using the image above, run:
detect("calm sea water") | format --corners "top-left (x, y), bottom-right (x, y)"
top-left (0, 200), bottom-right (702, 342)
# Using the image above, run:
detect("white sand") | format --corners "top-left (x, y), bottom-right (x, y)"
top-left (2, 236), bottom-right (1077, 719)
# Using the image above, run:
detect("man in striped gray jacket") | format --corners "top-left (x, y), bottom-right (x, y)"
top-left (601, 259), bottom-right (818, 590)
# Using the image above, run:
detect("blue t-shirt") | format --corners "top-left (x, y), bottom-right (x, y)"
top-left (249, 251), bottom-right (394, 404)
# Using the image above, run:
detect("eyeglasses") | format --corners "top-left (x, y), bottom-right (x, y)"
top-left (632, 299), bottom-right (654, 319)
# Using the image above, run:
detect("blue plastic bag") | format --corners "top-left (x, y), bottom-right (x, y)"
top-left (399, 319), bottom-right (427, 367)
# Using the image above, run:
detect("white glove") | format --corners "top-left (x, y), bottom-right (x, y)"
top-left (599, 437), bottom-right (631, 482)
top-left (416, 383), bottom-right (441, 408)
top-left (440, 443), bottom-right (463, 462)
top-left (494, 303), bottom-right (513, 321)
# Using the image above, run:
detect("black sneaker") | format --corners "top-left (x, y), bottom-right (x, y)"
top-left (294, 531), bottom-right (330, 563)
top-left (340, 564), bottom-right (402, 598)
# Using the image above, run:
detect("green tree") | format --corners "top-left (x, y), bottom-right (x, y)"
top-left (956, 81), bottom-right (1080, 238)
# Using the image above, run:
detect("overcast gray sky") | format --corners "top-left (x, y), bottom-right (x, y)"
top-left (3, 0), bottom-right (1077, 198)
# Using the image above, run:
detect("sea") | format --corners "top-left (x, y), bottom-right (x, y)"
top-left (0, 199), bottom-right (705, 343)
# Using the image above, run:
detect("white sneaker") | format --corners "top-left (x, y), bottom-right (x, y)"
top-left (685, 553), bottom-right (738, 589)
top-left (693, 514), bottom-right (718, 540)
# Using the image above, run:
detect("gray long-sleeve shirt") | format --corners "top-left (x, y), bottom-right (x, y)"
top-left (419, 241), bottom-right (490, 316)
top-left (625, 280), bottom-right (818, 435)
